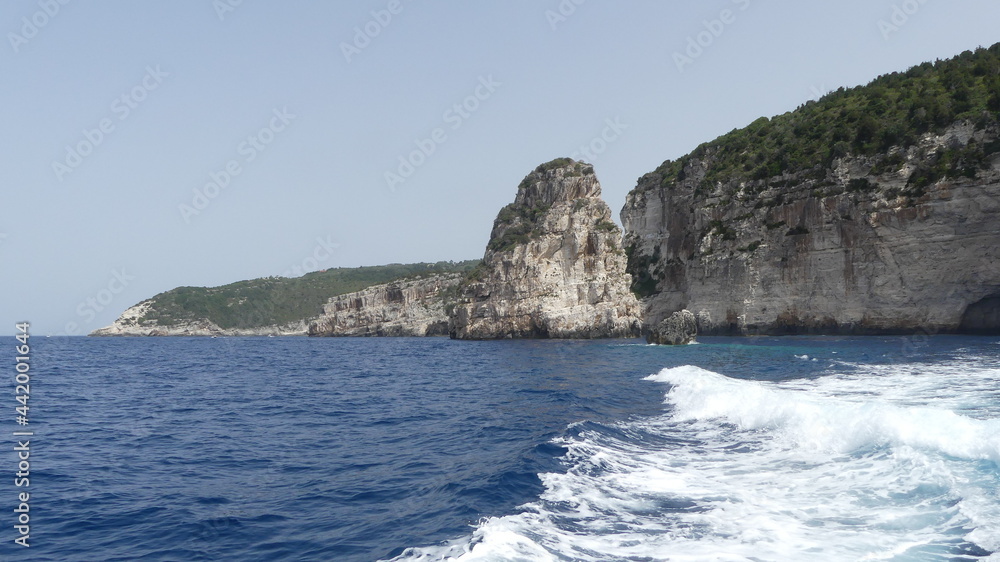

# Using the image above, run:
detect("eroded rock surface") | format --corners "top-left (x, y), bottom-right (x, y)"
top-left (622, 122), bottom-right (1000, 335)
top-left (450, 159), bottom-right (641, 339)
top-left (647, 310), bottom-right (697, 345)
top-left (308, 274), bottom-right (461, 337)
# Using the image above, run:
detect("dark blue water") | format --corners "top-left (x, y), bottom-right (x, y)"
top-left (2, 336), bottom-right (998, 561)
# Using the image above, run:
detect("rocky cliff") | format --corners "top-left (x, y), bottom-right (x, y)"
top-left (622, 121), bottom-right (1000, 335)
top-left (307, 273), bottom-right (461, 337)
top-left (450, 159), bottom-right (641, 339)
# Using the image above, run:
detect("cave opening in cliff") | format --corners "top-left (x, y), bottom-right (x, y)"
top-left (959, 294), bottom-right (1000, 334)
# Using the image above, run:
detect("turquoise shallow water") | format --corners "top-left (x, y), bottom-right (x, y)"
top-left (4, 335), bottom-right (999, 561)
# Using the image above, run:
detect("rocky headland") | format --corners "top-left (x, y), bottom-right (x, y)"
top-left (88, 262), bottom-right (477, 337)
top-left (449, 158), bottom-right (641, 339)
top-left (89, 300), bottom-right (310, 337)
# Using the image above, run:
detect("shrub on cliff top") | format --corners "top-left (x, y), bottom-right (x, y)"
top-left (535, 157), bottom-right (574, 174)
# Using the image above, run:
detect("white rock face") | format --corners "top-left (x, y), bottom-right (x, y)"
top-left (450, 159), bottom-right (641, 339)
top-left (621, 122), bottom-right (1000, 335)
top-left (90, 300), bottom-right (308, 336)
top-left (307, 274), bottom-right (461, 337)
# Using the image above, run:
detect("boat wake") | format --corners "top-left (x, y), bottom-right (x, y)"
top-left (392, 362), bottom-right (1000, 561)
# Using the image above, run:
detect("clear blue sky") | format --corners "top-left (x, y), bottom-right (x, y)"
top-left (3, 0), bottom-right (998, 335)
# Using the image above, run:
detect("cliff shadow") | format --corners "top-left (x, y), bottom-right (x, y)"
top-left (959, 294), bottom-right (1000, 335)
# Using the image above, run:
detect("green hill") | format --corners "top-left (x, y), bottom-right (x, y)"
top-left (647, 43), bottom-right (1000, 196)
top-left (139, 261), bottom-right (479, 329)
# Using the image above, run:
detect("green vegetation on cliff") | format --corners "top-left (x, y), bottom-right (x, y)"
top-left (651, 43), bottom-right (1000, 191)
top-left (142, 261), bottom-right (479, 329)
top-left (626, 44), bottom-right (1000, 301)
top-left (488, 201), bottom-right (552, 252)
top-left (489, 158), bottom-right (596, 253)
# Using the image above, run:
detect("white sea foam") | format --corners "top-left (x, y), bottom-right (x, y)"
top-left (394, 361), bottom-right (1000, 561)
top-left (646, 365), bottom-right (1000, 463)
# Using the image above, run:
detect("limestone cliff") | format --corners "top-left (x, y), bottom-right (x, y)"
top-left (622, 121), bottom-right (1000, 335)
top-left (450, 159), bottom-right (641, 339)
top-left (307, 273), bottom-right (461, 337)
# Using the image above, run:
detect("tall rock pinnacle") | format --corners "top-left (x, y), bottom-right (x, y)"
top-left (450, 158), bottom-right (641, 339)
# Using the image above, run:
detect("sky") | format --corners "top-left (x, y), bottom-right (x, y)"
top-left (3, 0), bottom-right (999, 335)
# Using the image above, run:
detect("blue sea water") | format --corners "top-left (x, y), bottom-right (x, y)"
top-left (2, 335), bottom-right (999, 561)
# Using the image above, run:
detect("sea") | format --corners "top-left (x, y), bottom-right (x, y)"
top-left (3, 335), bottom-right (999, 561)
